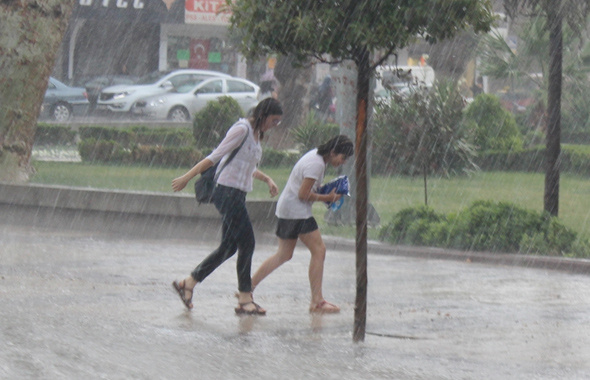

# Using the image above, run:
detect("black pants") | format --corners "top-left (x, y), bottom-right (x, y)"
top-left (191, 185), bottom-right (255, 292)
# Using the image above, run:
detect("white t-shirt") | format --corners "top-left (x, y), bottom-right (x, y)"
top-left (275, 149), bottom-right (326, 219)
top-left (205, 119), bottom-right (262, 192)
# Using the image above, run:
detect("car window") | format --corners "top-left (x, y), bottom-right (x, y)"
top-left (196, 80), bottom-right (223, 94)
top-left (227, 80), bottom-right (255, 93)
top-left (175, 79), bottom-right (204, 93)
top-left (169, 74), bottom-right (193, 88)
top-left (136, 71), bottom-right (167, 85)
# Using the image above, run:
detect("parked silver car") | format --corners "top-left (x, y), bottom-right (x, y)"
top-left (40, 77), bottom-right (89, 121)
top-left (96, 69), bottom-right (231, 114)
top-left (132, 77), bottom-right (260, 121)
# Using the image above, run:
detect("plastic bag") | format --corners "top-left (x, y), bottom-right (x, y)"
top-left (318, 175), bottom-right (349, 211)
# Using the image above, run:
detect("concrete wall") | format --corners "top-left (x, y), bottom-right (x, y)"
top-left (0, 182), bottom-right (277, 240)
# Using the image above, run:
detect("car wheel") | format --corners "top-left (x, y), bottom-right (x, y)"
top-left (52, 102), bottom-right (72, 121)
top-left (168, 106), bottom-right (190, 122)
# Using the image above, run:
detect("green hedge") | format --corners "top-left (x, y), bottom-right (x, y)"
top-left (79, 126), bottom-right (194, 147)
top-left (77, 126), bottom-right (199, 167)
top-left (476, 145), bottom-right (590, 175)
top-left (259, 148), bottom-right (300, 168)
top-left (379, 201), bottom-right (590, 257)
top-left (34, 124), bottom-right (77, 146)
top-left (78, 138), bottom-right (202, 167)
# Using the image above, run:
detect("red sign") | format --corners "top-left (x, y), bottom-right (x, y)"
top-left (185, 0), bottom-right (230, 25)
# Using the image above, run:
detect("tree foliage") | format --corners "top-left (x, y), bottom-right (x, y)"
top-left (478, 15), bottom-right (590, 92)
top-left (228, 0), bottom-right (495, 67)
top-left (503, 0), bottom-right (589, 33)
top-left (500, 0), bottom-right (590, 216)
top-left (373, 80), bottom-right (477, 204)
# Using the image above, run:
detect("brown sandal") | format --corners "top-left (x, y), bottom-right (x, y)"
top-left (235, 301), bottom-right (266, 316)
top-left (172, 280), bottom-right (193, 310)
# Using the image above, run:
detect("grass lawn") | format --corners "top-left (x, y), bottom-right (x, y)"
top-left (30, 161), bottom-right (590, 241)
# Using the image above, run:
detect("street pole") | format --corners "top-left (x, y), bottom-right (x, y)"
top-left (353, 48), bottom-right (370, 342)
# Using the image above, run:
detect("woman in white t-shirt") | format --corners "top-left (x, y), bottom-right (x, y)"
top-left (252, 135), bottom-right (354, 313)
top-left (171, 98), bottom-right (282, 315)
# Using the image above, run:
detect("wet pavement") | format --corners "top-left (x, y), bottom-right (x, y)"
top-left (2, 223), bottom-right (590, 380)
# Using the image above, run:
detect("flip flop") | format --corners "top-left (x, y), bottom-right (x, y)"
top-left (172, 280), bottom-right (193, 310)
top-left (309, 300), bottom-right (340, 314)
top-left (235, 301), bottom-right (266, 316)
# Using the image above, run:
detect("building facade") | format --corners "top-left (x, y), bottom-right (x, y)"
top-left (55, 0), bottom-right (247, 85)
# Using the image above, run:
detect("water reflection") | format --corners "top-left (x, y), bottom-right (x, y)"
top-left (310, 313), bottom-right (324, 333)
top-left (237, 315), bottom-right (257, 334)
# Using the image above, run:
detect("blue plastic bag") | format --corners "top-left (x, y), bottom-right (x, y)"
top-left (318, 175), bottom-right (350, 211)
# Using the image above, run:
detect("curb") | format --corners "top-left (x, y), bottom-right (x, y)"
top-left (322, 236), bottom-right (590, 275)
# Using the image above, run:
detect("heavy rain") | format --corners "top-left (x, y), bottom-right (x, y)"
top-left (2, 0), bottom-right (590, 378)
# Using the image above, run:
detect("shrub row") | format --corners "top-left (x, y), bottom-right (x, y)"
top-left (477, 145), bottom-right (590, 175)
top-left (78, 138), bottom-right (202, 167)
top-left (35, 124), bottom-right (78, 146)
top-left (77, 140), bottom-right (301, 169)
top-left (35, 124), bottom-right (196, 148)
top-left (79, 126), bottom-right (195, 147)
top-left (259, 148), bottom-right (300, 168)
top-left (379, 201), bottom-right (590, 257)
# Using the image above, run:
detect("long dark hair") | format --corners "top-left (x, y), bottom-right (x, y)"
top-left (250, 98), bottom-right (283, 140)
top-left (317, 135), bottom-right (354, 158)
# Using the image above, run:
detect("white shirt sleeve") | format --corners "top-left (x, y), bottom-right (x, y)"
top-left (206, 122), bottom-right (248, 164)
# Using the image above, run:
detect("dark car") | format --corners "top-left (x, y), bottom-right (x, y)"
top-left (84, 75), bottom-right (138, 111)
top-left (40, 77), bottom-right (89, 121)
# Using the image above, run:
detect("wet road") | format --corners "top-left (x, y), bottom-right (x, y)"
top-left (2, 224), bottom-right (590, 379)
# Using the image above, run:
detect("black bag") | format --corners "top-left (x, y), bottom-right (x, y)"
top-left (193, 132), bottom-right (248, 204)
top-left (194, 164), bottom-right (219, 204)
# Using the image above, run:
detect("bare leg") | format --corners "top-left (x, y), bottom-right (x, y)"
top-left (251, 238), bottom-right (298, 289)
top-left (299, 229), bottom-right (339, 313)
top-left (299, 230), bottom-right (326, 305)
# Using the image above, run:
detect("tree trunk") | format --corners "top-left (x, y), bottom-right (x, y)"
top-left (270, 55), bottom-right (314, 149)
top-left (353, 48), bottom-right (370, 343)
top-left (423, 164), bottom-right (428, 206)
top-left (544, 0), bottom-right (562, 216)
top-left (0, 1), bottom-right (74, 182)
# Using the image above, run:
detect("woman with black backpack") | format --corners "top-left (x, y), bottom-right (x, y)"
top-left (171, 98), bottom-right (282, 315)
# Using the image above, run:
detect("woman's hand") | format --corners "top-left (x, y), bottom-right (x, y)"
top-left (172, 158), bottom-right (214, 192)
top-left (253, 170), bottom-right (279, 197)
top-left (172, 175), bottom-right (190, 192)
top-left (267, 178), bottom-right (279, 198)
top-left (326, 188), bottom-right (342, 203)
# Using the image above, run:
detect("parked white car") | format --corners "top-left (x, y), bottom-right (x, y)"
top-left (132, 77), bottom-right (260, 121)
top-left (96, 69), bottom-right (231, 113)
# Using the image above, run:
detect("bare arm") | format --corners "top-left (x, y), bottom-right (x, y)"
top-left (298, 177), bottom-right (341, 203)
top-left (171, 158), bottom-right (215, 192)
top-left (253, 169), bottom-right (279, 198)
